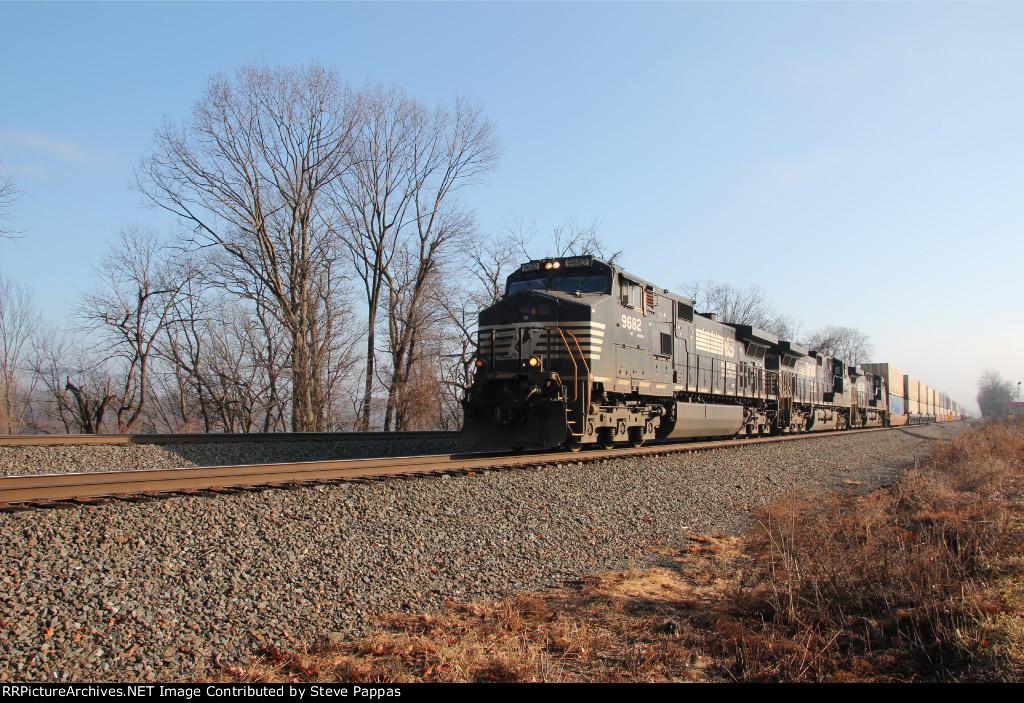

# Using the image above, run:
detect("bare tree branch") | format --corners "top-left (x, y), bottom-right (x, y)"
top-left (0, 159), bottom-right (24, 240)
top-left (680, 279), bottom-right (799, 340)
top-left (800, 324), bottom-right (874, 366)
top-left (0, 270), bottom-right (39, 432)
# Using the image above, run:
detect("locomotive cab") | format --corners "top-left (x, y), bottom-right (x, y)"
top-left (463, 257), bottom-right (612, 449)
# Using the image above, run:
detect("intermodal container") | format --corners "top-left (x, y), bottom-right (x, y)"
top-left (905, 376), bottom-right (920, 401)
top-left (888, 394), bottom-right (905, 415)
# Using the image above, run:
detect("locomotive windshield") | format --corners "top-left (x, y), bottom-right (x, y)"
top-left (506, 274), bottom-right (610, 296)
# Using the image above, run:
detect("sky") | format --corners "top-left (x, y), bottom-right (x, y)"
top-left (1, 1), bottom-right (1022, 415)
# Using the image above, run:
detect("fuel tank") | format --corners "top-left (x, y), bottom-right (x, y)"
top-left (656, 402), bottom-right (744, 439)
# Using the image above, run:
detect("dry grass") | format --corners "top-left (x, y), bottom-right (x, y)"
top-left (221, 538), bottom-right (742, 683)
top-left (221, 418), bottom-right (1024, 683)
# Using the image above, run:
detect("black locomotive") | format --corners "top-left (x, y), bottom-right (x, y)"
top-left (462, 256), bottom-right (889, 450)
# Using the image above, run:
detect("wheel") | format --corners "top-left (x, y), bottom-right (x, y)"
top-left (597, 428), bottom-right (615, 450)
top-left (627, 426), bottom-right (645, 447)
top-left (565, 434), bottom-right (583, 452)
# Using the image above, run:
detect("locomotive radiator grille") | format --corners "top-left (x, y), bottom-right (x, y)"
top-left (478, 323), bottom-right (605, 361)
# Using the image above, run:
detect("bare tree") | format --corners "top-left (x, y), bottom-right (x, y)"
top-left (156, 282), bottom-right (295, 433)
top-left (800, 324), bottom-right (874, 366)
top-left (135, 61), bottom-right (360, 432)
top-left (400, 330), bottom-right (460, 430)
top-left (382, 97), bottom-right (500, 430)
top-left (335, 85), bottom-right (418, 431)
top-left (0, 159), bottom-right (23, 240)
top-left (438, 233), bottom-right (519, 398)
top-left (977, 369), bottom-right (1013, 418)
top-left (202, 300), bottom-right (291, 432)
top-left (152, 272), bottom-right (211, 432)
top-left (434, 222), bottom-right (530, 408)
top-left (32, 330), bottom-right (118, 434)
top-left (318, 288), bottom-right (364, 431)
top-left (680, 280), bottom-right (799, 339)
top-left (0, 271), bottom-right (40, 433)
top-left (77, 224), bottom-right (199, 432)
top-left (337, 86), bottom-right (500, 430)
top-left (384, 245), bottom-right (448, 430)
top-left (430, 325), bottom-right (470, 430)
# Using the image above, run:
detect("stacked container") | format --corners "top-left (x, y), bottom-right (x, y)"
top-left (905, 375), bottom-right (920, 417)
top-left (863, 363), bottom-right (906, 425)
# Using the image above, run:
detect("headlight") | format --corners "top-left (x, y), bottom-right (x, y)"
top-left (528, 356), bottom-right (541, 368)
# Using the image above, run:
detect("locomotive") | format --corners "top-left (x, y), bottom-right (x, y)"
top-left (462, 256), bottom-right (890, 451)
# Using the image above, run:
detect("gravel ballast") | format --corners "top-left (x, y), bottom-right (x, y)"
top-left (0, 423), bottom-right (966, 682)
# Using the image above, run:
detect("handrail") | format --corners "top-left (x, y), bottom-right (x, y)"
top-left (554, 328), bottom-right (580, 403)
top-left (556, 328), bottom-right (591, 438)
top-left (563, 330), bottom-right (591, 409)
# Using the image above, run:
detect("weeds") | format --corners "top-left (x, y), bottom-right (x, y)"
top-left (733, 417), bottom-right (1024, 681)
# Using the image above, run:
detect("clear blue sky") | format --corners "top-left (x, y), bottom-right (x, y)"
top-left (2, 1), bottom-right (1022, 414)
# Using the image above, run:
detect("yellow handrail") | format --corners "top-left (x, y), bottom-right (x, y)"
top-left (554, 328), bottom-right (579, 402)
top-left (556, 328), bottom-right (591, 437)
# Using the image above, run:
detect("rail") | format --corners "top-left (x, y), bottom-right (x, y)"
top-left (0, 426), bottom-right (908, 508)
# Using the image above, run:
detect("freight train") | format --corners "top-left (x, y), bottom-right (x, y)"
top-left (462, 256), bottom-right (961, 450)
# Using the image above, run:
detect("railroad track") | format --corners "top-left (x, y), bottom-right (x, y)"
top-left (0, 429), bottom-right (460, 448)
top-left (0, 426), bottom-right (898, 508)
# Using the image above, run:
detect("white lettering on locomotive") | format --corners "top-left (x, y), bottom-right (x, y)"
top-left (621, 314), bottom-right (642, 332)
